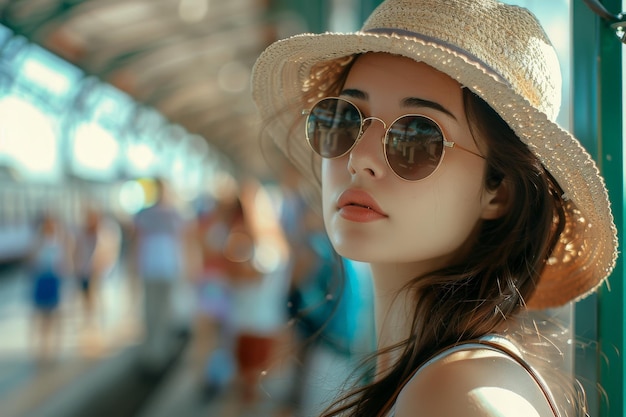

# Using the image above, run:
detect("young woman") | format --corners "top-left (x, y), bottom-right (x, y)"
top-left (251, 0), bottom-right (618, 416)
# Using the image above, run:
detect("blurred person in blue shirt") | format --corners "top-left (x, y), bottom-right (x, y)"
top-left (130, 178), bottom-right (193, 372)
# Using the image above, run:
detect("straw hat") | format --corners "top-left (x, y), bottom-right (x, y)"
top-left (251, 0), bottom-right (618, 309)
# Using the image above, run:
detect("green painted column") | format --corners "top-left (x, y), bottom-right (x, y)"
top-left (597, 1), bottom-right (624, 415)
top-left (572, 5), bottom-right (601, 416)
top-left (270, 0), bottom-right (328, 32)
top-left (573, 1), bottom-right (623, 416)
top-left (359, 0), bottom-right (385, 22)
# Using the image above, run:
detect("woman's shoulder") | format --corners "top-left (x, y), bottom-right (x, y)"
top-left (393, 340), bottom-right (556, 417)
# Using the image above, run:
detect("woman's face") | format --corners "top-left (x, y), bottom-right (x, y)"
top-left (321, 53), bottom-right (500, 274)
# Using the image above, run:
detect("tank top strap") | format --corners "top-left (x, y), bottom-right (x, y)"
top-left (385, 335), bottom-right (561, 417)
top-left (446, 335), bottom-right (561, 417)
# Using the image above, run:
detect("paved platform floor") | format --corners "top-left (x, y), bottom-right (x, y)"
top-left (0, 263), bottom-right (142, 417)
top-left (0, 264), bottom-right (362, 417)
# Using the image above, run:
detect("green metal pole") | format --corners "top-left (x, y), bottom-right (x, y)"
top-left (359, 0), bottom-right (384, 23)
top-left (572, 4), bottom-right (601, 415)
top-left (271, 0), bottom-right (328, 32)
top-left (596, 1), bottom-right (624, 415)
top-left (573, 1), bottom-right (623, 416)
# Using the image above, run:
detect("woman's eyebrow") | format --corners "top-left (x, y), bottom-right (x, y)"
top-left (341, 89), bottom-right (457, 120)
top-left (403, 97), bottom-right (457, 120)
top-left (340, 88), bottom-right (367, 100)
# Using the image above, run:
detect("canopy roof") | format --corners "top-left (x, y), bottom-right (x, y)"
top-left (0, 0), bottom-right (286, 178)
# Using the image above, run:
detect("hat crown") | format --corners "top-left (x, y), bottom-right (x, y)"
top-left (362, 0), bottom-right (562, 120)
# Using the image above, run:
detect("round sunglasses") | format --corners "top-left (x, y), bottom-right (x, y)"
top-left (303, 97), bottom-right (484, 181)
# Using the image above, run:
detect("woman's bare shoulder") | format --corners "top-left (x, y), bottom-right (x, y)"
top-left (393, 347), bottom-right (555, 417)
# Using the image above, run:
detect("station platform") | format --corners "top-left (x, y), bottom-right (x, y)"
top-left (0, 262), bottom-right (145, 417)
top-left (0, 263), bottom-right (360, 417)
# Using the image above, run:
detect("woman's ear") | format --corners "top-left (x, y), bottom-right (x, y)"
top-left (481, 179), bottom-right (509, 220)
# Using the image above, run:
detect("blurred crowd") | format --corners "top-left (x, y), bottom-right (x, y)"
top-left (0, 173), bottom-right (375, 417)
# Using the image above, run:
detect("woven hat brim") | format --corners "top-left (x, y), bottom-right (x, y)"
top-left (251, 31), bottom-right (618, 309)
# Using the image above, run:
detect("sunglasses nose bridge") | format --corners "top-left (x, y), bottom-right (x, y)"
top-left (360, 116), bottom-right (387, 139)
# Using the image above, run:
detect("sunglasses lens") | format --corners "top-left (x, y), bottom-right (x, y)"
top-left (306, 98), bottom-right (361, 158)
top-left (385, 116), bottom-right (444, 181)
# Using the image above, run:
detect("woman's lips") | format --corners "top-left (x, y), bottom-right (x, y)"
top-left (337, 189), bottom-right (388, 222)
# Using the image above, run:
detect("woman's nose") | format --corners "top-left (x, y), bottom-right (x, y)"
top-left (347, 117), bottom-right (388, 179)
